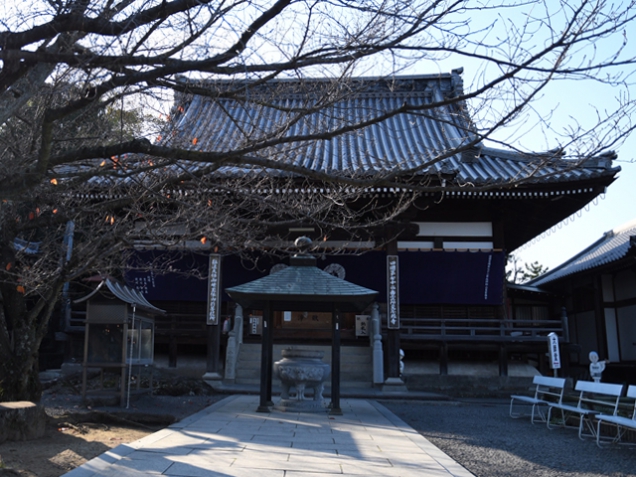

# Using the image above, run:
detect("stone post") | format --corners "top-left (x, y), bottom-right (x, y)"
top-left (371, 303), bottom-right (384, 386)
top-left (222, 304), bottom-right (243, 383)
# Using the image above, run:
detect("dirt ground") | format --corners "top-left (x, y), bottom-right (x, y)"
top-left (0, 419), bottom-right (151, 477)
top-left (0, 370), bottom-right (225, 477)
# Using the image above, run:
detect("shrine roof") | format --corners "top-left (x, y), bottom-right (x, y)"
top-left (152, 72), bottom-right (619, 187)
top-left (75, 279), bottom-right (165, 315)
top-left (529, 218), bottom-right (636, 286)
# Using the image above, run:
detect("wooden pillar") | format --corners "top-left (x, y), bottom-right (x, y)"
top-left (499, 344), bottom-right (508, 377)
top-left (168, 335), bottom-right (177, 368)
top-left (560, 307), bottom-right (570, 344)
top-left (594, 276), bottom-right (608, 358)
top-left (168, 314), bottom-right (177, 367)
top-left (439, 342), bottom-right (448, 375)
top-left (81, 322), bottom-right (90, 401)
top-left (265, 303), bottom-right (274, 406)
top-left (559, 307), bottom-right (571, 376)
top-left (257, 302), bottom-right (272, 412)
top-left (387, 329), bottom-right (401, 377)
top-left (492, 217), bottom-right (505, 250)
top-left (206, 322), bottom-right (221, 374)
top-left (121, 321), bottom-right (128, 407)
top-left (330, 305), bottom-right (342, 415)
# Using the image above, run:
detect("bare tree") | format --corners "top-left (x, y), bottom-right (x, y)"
top-left (506, 254), bottom-right (549, 284)
top-left (1, 0), bottom-right (635, 401)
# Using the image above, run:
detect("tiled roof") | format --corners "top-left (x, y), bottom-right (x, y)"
top-left (74, 279), bottom-right (165, 314)
top-left (105, 279), bottom-right (165, 314)
top-left (225, 254), bottom-right (377, 311)
top-left (155, 73), bottom-right (619, 186)
top-left (529, 219), bottom-right (636, 286)
top-left (226, 263), bottom-right (377, 297)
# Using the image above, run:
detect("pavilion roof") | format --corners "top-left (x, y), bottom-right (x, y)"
top-left (225, 254), bottom-right (377, 312)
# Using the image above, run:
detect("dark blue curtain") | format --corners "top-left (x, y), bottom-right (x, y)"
top-left (126, 250), bottom-right (505, 306)
top-left (126, 252), bottom-right (274, 302)
top-left (397, 251), bottom-right (505, 305)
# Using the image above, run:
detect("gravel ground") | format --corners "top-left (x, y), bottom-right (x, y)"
top-left (41, 389), bottom-right (226, 421)
top-left (39, 368), bottom-right (229, 422)
top-left (381, 399), bottom-right (636, 477)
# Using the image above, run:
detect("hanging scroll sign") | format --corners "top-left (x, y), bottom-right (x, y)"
top-left (387, 255), bottom-right (400, 330)
top-left (207, 254), bottom-right (221, 325)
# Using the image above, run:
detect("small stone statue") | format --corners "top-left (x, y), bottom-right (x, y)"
top-left (589, 351), bottom-right (609, 383)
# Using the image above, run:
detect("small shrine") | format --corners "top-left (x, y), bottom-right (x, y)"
top-left (77, 279), bottom-right (164, 406)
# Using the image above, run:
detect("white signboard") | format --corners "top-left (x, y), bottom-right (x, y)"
top-left (548, 332), bottom-right (561, 369)
top-left (356, 315), bottom-right (370, 337)
top-left (249, 315), bottom-right (262, 335)
top-left (387, 255), bottom-right (400, 329)
top-left (206, 254), bottom-right (221, 325)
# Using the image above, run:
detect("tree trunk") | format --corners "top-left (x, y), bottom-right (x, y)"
top-left (0, 292), bottom-right (44, 402)
top-left (0, 353), bottom-right (42, 402)
top-left (0, 280), bottom-right (63, 403)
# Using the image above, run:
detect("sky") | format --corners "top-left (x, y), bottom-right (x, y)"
top-left (496, 7), bottom-right (636, 273)
top-left (498, 70), bottom-right (636, 272)
top-left (400, 3), bottom-right (636, 273)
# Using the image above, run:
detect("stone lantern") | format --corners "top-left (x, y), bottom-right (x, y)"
top-left (225, 238), bottom-right (377, 414)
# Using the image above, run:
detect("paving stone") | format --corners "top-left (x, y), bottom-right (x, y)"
top-left (63, 395), bottom-right (474, 477)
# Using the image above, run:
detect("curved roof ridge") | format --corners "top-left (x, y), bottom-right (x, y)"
top-left (105, 279), bottom-right (165, 314)
top-left (476, 145), bottom-right (619, 171)
top-left (609, 217), bottom-right (636, 236)
top-left (529, 218), bottom-right (636, 287)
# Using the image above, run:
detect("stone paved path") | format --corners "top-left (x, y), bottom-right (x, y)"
top-left (63, 394), bottom-right (474, 477)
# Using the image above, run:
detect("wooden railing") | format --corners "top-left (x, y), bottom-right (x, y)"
top-left (399, 317), bottom-right (566, 342)
top-left (154, 313), bottom-right (207, 343)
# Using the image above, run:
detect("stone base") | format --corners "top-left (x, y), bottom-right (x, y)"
top-left (0, 402), bottom-right (47, 444)
top-left (61, 362), bottom-right (83, 376)
top-left (201, 372), bottom-right (223, 381)
top-left (381, 377), bottom-right (408, 393)
top-left (274, 398), bottom-right (327, 413)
